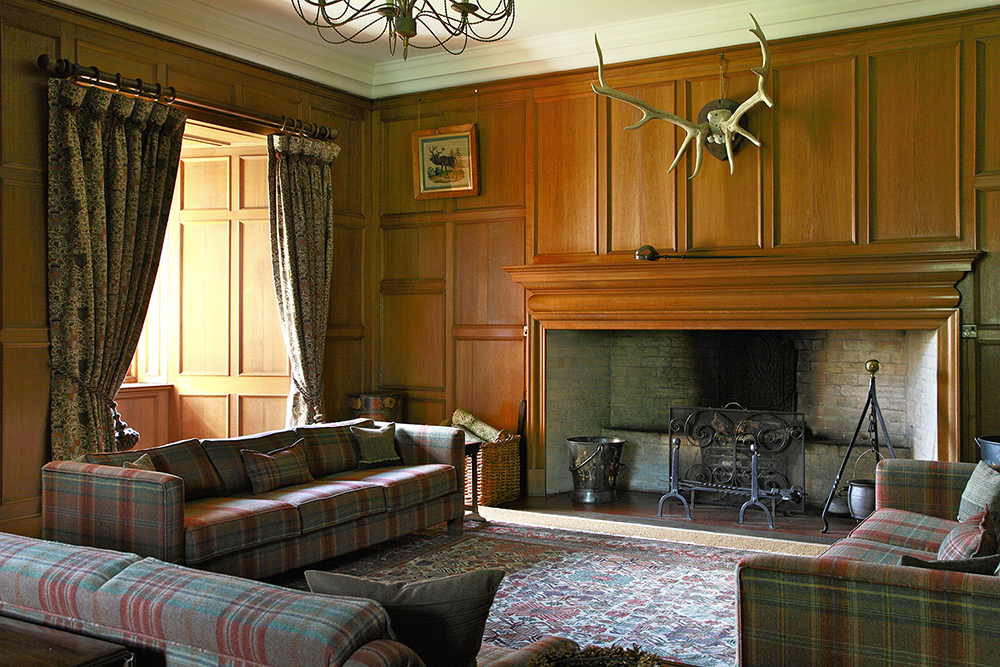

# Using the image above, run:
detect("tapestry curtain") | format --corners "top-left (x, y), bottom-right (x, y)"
top-left (267, 134), bottom-right (341, 426)
top-left (47, 78), bottom-right (186, 460)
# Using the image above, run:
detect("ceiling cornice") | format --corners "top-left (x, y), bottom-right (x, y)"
top-left (52, 0), bottom-right (999, 100)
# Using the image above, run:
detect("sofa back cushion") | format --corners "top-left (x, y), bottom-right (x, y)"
top-left (201, 429), bottom-right (300, 495)
top-left (294, 418), bottom-right (373, 477)
top-left (81, 439), bottom-right (221, 501)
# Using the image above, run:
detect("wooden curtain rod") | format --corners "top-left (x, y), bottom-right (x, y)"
top-left (37, 54), bottom-right (338, 141)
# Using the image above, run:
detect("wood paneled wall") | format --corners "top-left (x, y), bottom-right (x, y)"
top-left (0, 0), bottom-right (371, 534)
top-left (372, 7), bottom-right (1000, 489)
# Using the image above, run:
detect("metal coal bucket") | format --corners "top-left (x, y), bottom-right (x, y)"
top-left (976, 436), bottom-right (1000, 465)
top-left (567, 436), bottom-right (625, 504)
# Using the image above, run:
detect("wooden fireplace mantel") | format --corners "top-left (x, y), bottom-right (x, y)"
top-left (504, 251), bottom-right (980, 330)
top-left (505, 252), bottom-right (981, 483)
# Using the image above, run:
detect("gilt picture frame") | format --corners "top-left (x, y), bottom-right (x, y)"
top-left (412, 123), bottom-right (479, 200)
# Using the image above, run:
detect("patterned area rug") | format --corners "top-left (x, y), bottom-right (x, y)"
top-left (267, 520), bottom-right (750, 667)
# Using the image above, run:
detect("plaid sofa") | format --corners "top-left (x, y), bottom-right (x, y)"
top-left (41, 420), bottom-right (467, 580)
top-left (0, 532), bottom-right (576, 667)
top-left (736, 458), bottom-right (1000, 667)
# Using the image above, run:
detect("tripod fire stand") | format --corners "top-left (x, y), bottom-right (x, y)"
top-left (820, 359), bottom-right (896, 533)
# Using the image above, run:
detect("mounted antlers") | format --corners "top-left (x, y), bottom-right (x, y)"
top-left (593, 14), bottom-right (772, 178)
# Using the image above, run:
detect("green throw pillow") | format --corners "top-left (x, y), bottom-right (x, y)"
top-left (958, 460), bottom-right (1000, 522)
top-left (305, 568), bottom-right (505, 667)
top-left (937, 506), bottom-right (997, 560)
top-left (899, 552), bottom-right (1000, 575)
top-left (122, 453), bottom-right (156, 471)
top-left (350, 422), bottom-right (402, 469)
top-left (240, 439), bottom-right (314, 494)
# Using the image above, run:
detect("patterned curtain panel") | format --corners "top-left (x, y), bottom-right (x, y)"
top-left (267, 134), bottom-right (341, 426)
top-left (47, 79), bottom-right (185, 460)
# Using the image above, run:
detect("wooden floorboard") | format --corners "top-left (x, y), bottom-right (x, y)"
top-left (501, 490), bottom-right (858, 546)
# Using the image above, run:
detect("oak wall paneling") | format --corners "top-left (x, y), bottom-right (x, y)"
top-left (773, 58), bottom-right (857, 248)
top-left (373, 8), bottom-right (1000, 496)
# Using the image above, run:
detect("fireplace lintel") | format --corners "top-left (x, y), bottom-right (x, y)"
top-left (505, 252), bottom-right (979, 328)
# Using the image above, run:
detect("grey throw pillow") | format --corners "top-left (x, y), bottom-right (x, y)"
top-left (350, 422), bottom-right (402, 468)
top-left (305, 568), bottom-right (505, 667)
top-left (122, 453), bottom-right (156, 471)
top-left (958, 460), bottom-right (1000, 522)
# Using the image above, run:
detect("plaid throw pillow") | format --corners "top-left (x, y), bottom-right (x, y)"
top-left (958, 460), bottom-right (1000, 522)
top-left (240, 439), bottom-right (314, 494)
top-left (937, 505), bottom-right (998, 560)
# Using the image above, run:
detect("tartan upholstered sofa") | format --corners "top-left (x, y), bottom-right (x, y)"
top-left (736, 458), bottom-right (1000, 667)
top-left (0, 532), bottom-right (576, 667)
top-left (41, 419), bottom-right (466, 580)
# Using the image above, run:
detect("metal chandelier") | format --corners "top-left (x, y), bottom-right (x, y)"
top-left (291, 1), bottom-right (515, 59)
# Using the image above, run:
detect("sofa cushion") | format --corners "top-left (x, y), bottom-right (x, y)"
top-left (241, 439), bottom-right (314, 494)
top-left (257, 480), bottom-right (387, 533)
top-left (82, 439), bottom-right (221, 501)
top-left (820, 536), bottom-right (940, 564)
top-left (846, 507), bottom-right (956, 553)
top-left (899, 552), bottom-right (1000, 574)
top-left (351, 422), bottom-right (403, 469)
top-left (294, 418), bottom-right (372, 477)
top-left (123, 453), bottom-right (156, 471)
top-left (938, 506), bottom-right (997, 560)
top-left (0, 533), bottom-right (141, 624)
top-left (201, 430), bottom-right (300, 495)
top-left (958, 460), bottom-right (1000, 522)
top-left (182, 496), bottom-right (302, 564)
top-left (332, 463), bottom-right (457, 511)
top-left (95, 558), bottom-right (392, 667)
top-left (305, 568), bottom-right (505, 667)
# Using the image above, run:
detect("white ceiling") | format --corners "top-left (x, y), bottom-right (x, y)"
top-left (53, 0), bottom-right (992, 99)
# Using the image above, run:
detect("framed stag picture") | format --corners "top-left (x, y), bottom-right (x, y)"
top-left (412, 124), bottom-right (479, 200)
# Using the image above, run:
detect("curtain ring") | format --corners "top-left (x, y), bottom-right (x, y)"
top-left (89, 65), bottom-right (101, 86)
top-left (302, 121), bottom-right (315, 138)
top-left (133, 77), bottom-right (143, 96)
top-left (163, 86), bottom-right (177, 104)
top-left (152, 82), bottom-right (162, 102)
top-left (114, 73), bottom-right (123, 92)
top-left (279, 116), bottom-right (289, 134)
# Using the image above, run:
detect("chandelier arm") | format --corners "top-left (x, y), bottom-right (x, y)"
top-left (314, 17), bottom-right (391, 45)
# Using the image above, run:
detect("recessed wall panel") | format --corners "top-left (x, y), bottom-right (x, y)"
top-left (179, 394), bottom-right (228, 440)
top-left (180, 220), bottom-right (230, 375)
top-left (381, 293), bottom-right (445, 390)
top-left (239, 395), bottom-right (288, 435)
top-left (870, 43), bottom-right (960, 241)
top-left (181, 157), bottom-right (231, 211)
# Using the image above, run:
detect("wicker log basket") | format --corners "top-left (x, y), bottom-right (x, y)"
top-left (446, 408), bottom-right (520, 507)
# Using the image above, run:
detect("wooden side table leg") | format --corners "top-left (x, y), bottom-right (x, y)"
top-left (465, 442), bottom-right (486, 523)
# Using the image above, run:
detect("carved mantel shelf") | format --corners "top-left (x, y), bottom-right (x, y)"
top-left (505, 252), bottom-right (981, 330)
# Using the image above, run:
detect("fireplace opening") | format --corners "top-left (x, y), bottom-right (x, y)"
top-left (544, 329), bottom-right (936, 509)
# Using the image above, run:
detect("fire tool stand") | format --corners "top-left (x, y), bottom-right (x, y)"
top-left (820, 359), bottom-right (896, 533)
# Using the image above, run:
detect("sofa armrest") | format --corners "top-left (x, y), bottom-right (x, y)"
top-left (393, 423), bottom-right (465, 475)
top-left (343, 639), bottom-right (426, 667)
top-left (875, 458), bottom-right (975, 520)
top-left (736, 552), bottom-right (1000, 667)
top-left (41, 461), bottom-right (186, 563)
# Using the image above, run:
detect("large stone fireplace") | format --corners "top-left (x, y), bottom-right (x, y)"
top-left (506, 252), bottom-right (978, 503)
